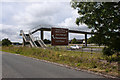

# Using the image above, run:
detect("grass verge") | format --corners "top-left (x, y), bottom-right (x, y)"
top-left (1, 46), bottom-right (119, 77)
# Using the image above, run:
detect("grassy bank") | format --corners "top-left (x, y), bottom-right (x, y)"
top-left (2, 46), bottom-right (119, 77)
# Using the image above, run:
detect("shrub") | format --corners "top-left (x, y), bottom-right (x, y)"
top-left (105, 69), bottom-right (109, 72)
top-left (77, 63), bottom-right (81, 66)
top-left (2, 38), bottom-right (12, 46)
top-left (102, 47), bottom-right (114, 56)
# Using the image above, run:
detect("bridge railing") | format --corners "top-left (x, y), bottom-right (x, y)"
top-left (34, 37), bottom-right (40, 41)
top-left (29, 25), bottom-right (91, 34)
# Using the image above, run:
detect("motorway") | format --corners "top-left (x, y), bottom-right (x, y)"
top-left (2, 51), bottom-right (104, 78)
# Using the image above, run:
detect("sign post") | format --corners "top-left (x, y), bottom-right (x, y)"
top-left (51, 27), bottom-right (68, 46)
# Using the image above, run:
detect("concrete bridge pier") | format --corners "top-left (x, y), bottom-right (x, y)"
top-left (41, 30), bottom-right (44, 40)
top-left (85, 34), bottom-right (87, 47)
top-left (23, 38), bottom-right (25, 47)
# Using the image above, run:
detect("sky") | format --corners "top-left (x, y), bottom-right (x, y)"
top-left (0, 0), bottom-right (91, 42)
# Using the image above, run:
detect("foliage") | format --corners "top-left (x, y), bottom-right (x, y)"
top-left (87, 36), bottom-right (95, 44)
top-left (2, 38), bottom-right (12, 46)
top-left (102, 47), bottom-right (114, 57)
top-left (71, 38), bottom-right (77, 44)
top-left (43, 39), bottom-right (51, 44)
top-left (0, 41), bottom-right (2, 46)
top-left (87, 35), bottom-right (104, 46)
top-left (71, 2), bottom-right (120, 56)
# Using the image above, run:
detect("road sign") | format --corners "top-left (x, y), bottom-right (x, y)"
top-left (51, 27), bottom-right (68, 46)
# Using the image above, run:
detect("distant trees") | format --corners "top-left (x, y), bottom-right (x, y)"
top-left (43, 39), bottom-right (51, 44)
top-left (70, 38), bottom-right (84, 44)
top-left (2, 38), bottom-right (12, 46)
top-left (71, 38), bottom-right (77, 44)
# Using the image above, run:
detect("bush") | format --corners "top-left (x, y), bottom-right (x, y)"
top-left (43, 39), bottom-right (51, 44)
top-left (102, 47), bottom-right (114, 56)
top-left (71, 38), bottom-right (77, 44)
top-left (2, 38), bottom-right (12, 46)
top-left (77, 63), bottom-right (81, 66)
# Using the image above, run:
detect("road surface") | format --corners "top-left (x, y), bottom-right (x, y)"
top-left (2, 51), bottom-right (104, 78)
top-left (68, 48), bottom-right (102, 53)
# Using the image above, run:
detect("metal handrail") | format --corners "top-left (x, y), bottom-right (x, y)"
top-left (21, 30), bottom-right (47, 48)
top-left (40, 39), bottom-right (46, 47)
top-left (20, 30), bottom-right (28, 42)
top-left (29, 25), bottom-right (91, 34)
top-left (34, 37), bottom-right (40, 41)
top-left (29, 34), bottom-right (38, 47)
top-left (38, 40), bottom-right (44, 48)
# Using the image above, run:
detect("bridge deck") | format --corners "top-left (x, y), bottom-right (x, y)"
top-left (30, 28), bottom-right (95, 34)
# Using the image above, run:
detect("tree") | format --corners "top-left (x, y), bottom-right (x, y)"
top-left (87, 36), bottom-right (94, 44)
top-left (71, 38), bottom-right (77, 44)
top-left (71, 2), bottom-right (120, 56)
top-left (2, 38), bottom-right (12, 46)
top-left (87, 35), bottom-right (104, 46)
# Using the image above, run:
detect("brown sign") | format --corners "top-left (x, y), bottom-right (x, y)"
top-left (51, 27), bottom-right (68, 46)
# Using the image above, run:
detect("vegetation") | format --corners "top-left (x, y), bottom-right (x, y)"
top-left (87, 36), bottom-right (100, 46)
top-left (71, 38), bottom-right (82, 44)
top-left (71, 2), bottom-right (120, 57)
top-left (2, 38), bottom-right (12, 46)
top-left (2, 46), bottom-right (119, 77)
top-left (0, 41), bottom-right (2, 46)
top-left (71, 38), bottom-right (77, 44)
top-left (43, 39), bottom-right (51, 44)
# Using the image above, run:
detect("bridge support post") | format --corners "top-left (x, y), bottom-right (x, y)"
top-left (85, 34), bottom-right (87, 47)
top-left (41, 30), bottom-right (44, 40)
top-left (23, 38), bottom-right (25, 47)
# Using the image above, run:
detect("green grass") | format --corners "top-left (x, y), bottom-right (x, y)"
top-left (1, 46), bottom-right (119, 77)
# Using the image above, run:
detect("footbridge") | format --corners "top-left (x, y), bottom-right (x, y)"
top-left (20, 30), bottom-right (46, 48)
top-left (20, 25), bottom-right (96, 48)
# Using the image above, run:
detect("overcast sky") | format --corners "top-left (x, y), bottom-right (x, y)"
top-left (0, 0), bottom-right (91, 42)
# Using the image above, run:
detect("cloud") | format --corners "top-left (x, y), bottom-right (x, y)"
top-left (13, 2), bottom-right (75, 27)
top-left (1, 2), bottom-right (91, 42)
top-left (12, 2), bottom-right (90, 31)
top-left (58, 12), bottom-right (90, 32)
top-left (2, 0), bottom-right (71, 2)
top-left (0, 24), bottom-right (30, 42)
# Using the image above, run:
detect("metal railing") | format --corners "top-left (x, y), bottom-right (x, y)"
top-left (20, 30), bottom-right (29, 42)
top-left (33, 36), bottom-right (46, 48)
top-left (31, 36), bottom-right (46, 48)
top-left (29, 34), bottom-right (38, 47)
top-left (20, 30), bottom-right (38, 47)
top-left (39, 40), bottom-right (46, 48)
top-left (29, 25), bottom-right (91, 34)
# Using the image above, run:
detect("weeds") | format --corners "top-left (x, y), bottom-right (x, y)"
top-left (2, 46), bottom-right (119, 77)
